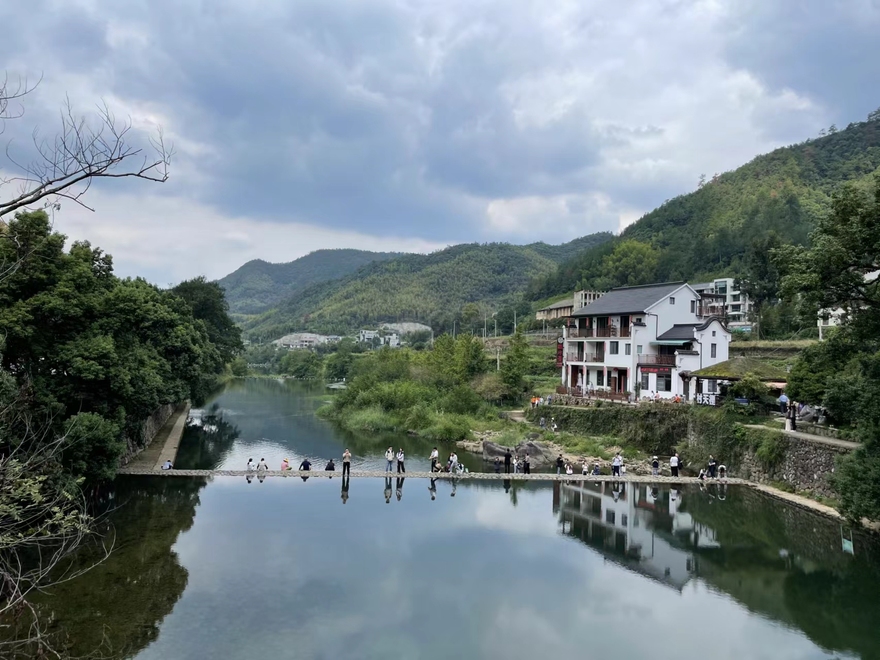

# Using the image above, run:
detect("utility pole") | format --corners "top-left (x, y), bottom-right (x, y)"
top-left (514, 311), bottom-right (517, 333)
top-left (484, 315), bottom-right (487, 338)
top-left (496, 347), bottom-right (500, 371)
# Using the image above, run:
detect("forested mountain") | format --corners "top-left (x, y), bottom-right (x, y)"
top-left (241, 234), bottom-right (613, 339)
top-left (218, 248), bottom-right (403, 314)
top-left (527, 112), bottom-right (880, 300)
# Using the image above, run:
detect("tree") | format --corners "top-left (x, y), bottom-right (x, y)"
top-left (599, 240), bottom-right (660, 288)
top-left (453, 334), bottom-right (486, 383)
top-left (776, 176), bottom-right (880, 522)
top-left (501, 327), bottom-right (529, 400)
top-left (1, 76), bottom-right (171, 218)
top-left (776, 175), bottom-right (880, 338)
top-left (172, 277), bottom-right (243, 365)
top-left (739, 232), bottom-right (782, 337)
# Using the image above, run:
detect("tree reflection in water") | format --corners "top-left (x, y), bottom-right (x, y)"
top-left (17, 409), bottom-right (240, 659)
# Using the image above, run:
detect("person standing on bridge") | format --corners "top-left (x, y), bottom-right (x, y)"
top-left (556, 454), bottom-right (564, 475)
top-left (504, 448), bottom-right (512, 474)
top-left (396, 448), bottom-right (406, 474)
top-left (523, 453), bottom-right (531, 474)
top-left (385, 447), bottom-right (394, 472)
top-left (670, 453), bottom-right (680, 478)
top-left (708, 455), bottom-right (717, 479)
top-left (342, 449), bottom-right (351, 477)
top-left (611, 453), bottom-right (622, 477)
top-left (430, 447), bottom-right (439, 472)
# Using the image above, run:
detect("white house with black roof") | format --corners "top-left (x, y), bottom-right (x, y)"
top-left (560, 282), bottom-right (730, 400)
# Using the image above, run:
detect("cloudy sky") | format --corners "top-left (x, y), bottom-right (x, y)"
top-left (1, 0), bottom-right (878, 284)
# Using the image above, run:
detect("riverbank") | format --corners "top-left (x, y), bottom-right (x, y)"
top-left (124, 402), bottom-right (191, 470)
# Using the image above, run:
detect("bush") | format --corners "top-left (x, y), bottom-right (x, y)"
top-left (418, 414), bottom-right (472, 442)
top-left (62, 413), bottom-right (124, 482)
top-left (344, 406), bottom-right (399, 433)
top-left (438, 385), bottom-right (483, 415)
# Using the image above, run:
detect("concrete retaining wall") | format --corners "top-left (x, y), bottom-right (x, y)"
top-left (740, 435), bottom-right (850, 499)
top-left (119, 403), bottom-right (177, 466)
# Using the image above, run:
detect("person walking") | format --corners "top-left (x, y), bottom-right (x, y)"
top-left (651, 456), bottom-right (660, 477)
top-left (385, 447), bottom-right (394, 472)
top-left (670, 453), bottom-right (680, 478)
top-left (556, 454), bottom-right (564, 475)
top-left (430, 447), bottom-right (439, 472)
top-left (778, 392), bottom-right (789, 415)
top-left (611, 452), bottom-right (622, 477)
top-left (504, 448), bottom-right (512, 474)
top-left (342, 448), bottom-right (351, 477)
top-left (523, 453), bottom-right (531, 474)
top-left (396, 448), bottom-right (406, 474)
top-left (708, 455), bottom-right (717, 479)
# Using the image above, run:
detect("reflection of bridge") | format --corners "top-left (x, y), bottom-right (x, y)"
top-left (117, 468), bottom-right (748, 484)
top-left (556, 480), bottom-right (720, 591)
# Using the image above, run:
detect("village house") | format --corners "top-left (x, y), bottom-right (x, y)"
top-left (561, 282), bottom-right (730, 401)
top-left (536, 290), bottom-right (606, 321)
top-left (690, 278), bottom-right (752, 330)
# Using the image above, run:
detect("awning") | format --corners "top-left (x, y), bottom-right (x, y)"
top-left (652, 340), bottom-right (690, 345)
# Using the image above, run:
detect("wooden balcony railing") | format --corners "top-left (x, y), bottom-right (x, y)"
top-left (568, 327), bottom-right (631, 338)
top-left (566, 353), bottom-right (604, 363)
top-left (637, 354), bottom-right (676, 366)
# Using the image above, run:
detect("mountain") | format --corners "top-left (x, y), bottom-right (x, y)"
top-left (218, 249), bottom-right (403, 314)
top-left (241, 234), bottom-right (613, 339)
top-left (526, 114), bottom-right (880, 300)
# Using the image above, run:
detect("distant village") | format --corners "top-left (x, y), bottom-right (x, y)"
top-left (271, 322), bottom-right (433, 351)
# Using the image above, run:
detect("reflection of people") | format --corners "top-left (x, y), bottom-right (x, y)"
top-left (396, 477), bottom-right (405, 501)
top-left (342, 448), bottom-right (351, 477)
top-left (428, 478), bottom-right (437, 500)
top-left (246, 474), bottom-right (253, 484)
top-left (503, 479), bottom-right (511, 493)
top-left (450, 477), bottom-right (458, 497)
top-left (384, 477), bottom-right (392, 504)
top-left (257, 472), bottom-right (266, 484)
top-left (341, 476), bottom-right (350, 504)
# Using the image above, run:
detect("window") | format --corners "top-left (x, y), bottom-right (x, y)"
top-left (635, 317), bottom-right (643, 324)
top-left (610, 341), bottom-right (619, 355)
top-left (641, 373), bottom-right (650, 391)
top-left (711, 343), bottom-right (717, 358)
top-left (690, 300), bottom-right (696, 313)
top-left (712, 330), bottom-right (716, 337)
top-left (707, 380), bottom-right (717, 393)
top-left (621, 514), bottom-right (628, 528)
top-left (606, 510), bottom-right (615, 525)
top-left (597, 371), bottom-right (604, 387)
top-left (732, 294), bottom-right (741, 302)
top-left (658, 374), bottom-right (672, 392)
top-left (636, 345), bottom-right (643, 354)
top-left (625, 344), bottom-right (631, 356)
top-left (670, 297), bottom-right (676, 305)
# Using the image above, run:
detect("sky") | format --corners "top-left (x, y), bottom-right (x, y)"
top-left (1, 0), bottom-right (878, 285)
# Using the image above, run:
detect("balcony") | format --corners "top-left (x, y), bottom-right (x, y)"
top-left (637, 354), bottom-right (676, 366)
top-left (566, 352), bottom-right (604, 363)
top-left (568, 326), bottom-right (631, 338)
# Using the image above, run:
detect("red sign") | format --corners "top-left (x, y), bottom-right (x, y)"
top-left (556, 339), bottom-right (564, 367)
top-left (641, 366), bottom-right (671, 374)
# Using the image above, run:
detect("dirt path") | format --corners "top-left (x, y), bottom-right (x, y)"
top-left (743, 424), bottom-right (860, 450)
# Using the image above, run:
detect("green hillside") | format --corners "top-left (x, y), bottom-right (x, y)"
top-left (218, 248), bottom-right (402, 314)
top-left (527, 113), bottom-right (880, 300)
top-left (241, 234), bottom-right (612, 339)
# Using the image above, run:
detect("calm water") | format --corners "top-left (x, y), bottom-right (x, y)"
top-left (30, 380), bottom-right (880, 659)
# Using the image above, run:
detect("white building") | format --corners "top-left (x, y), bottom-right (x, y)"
top-left (561, 282), bottom-right (730, 400)
top-left (274, 333), bottom-right (330, 349)
top-left (381, 332), bottom-right (401, 348)
top-left (358, 330), bottom-right (380, 343)
top-left (691, 278), bottom-right (753, 330)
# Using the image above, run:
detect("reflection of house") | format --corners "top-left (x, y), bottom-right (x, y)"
top-left (557, 481), bottom-right (719, 591)
top-left (561, 282), bottom-right (730, 400)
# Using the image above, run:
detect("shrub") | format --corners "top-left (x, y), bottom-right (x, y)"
top-left (418, 414), bottom-right (472, 442)
top-left (438, 385), bottom-right (483, 415)
top-left (62, 413), bottom-right (124, 482)
top-left (344, 406), bottom-right (399, 433)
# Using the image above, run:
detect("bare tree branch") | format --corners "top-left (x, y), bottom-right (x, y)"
top-left (1, 76), bottom-right (172, 219)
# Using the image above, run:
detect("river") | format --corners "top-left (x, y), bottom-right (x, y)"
top-left (26, 379), bottom-right (880, 659)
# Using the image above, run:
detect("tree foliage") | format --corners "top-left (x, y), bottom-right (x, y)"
top-left (776, 176), bottom-right (880, 522)
top-left (0, 211), bottom-right (237, 481)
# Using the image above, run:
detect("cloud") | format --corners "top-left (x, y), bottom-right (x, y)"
top-left (2, 0), bottom-right (872, 283)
